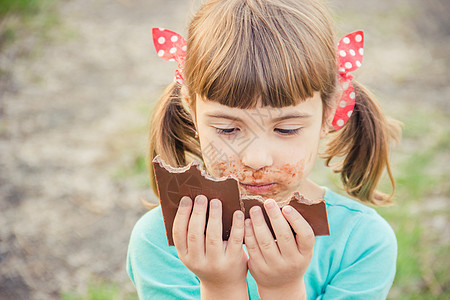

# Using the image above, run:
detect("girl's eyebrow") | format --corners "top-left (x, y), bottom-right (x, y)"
top-left (205, 111), bottom-right (312, 123)
top-left (272, 113), bottom-right (313, 122)
top-left (205, 113), bottom-right (242, 122)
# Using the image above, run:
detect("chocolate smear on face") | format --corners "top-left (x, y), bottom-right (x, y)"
top-left (152, 156), bottom-right (329, 246)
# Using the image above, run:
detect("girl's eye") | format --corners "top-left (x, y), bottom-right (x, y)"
top-left (215, 127), bottom-right (239, 135)
top-left (274, 128), bottom-right (302, 135)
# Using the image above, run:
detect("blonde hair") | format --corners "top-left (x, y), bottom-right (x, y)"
top-left (149, 0), bottom-right (401, 206)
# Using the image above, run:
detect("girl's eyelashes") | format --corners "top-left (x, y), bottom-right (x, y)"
top-left (274, 127), bottom-right (302, 136)
top-left (215, 127), bottom-right (240, 135)
top-left (214, 127), bottom-right (302, 136)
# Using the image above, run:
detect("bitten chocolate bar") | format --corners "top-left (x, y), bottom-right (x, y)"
top-left (152, 155), bottom-right (329, 246)
top-left (241, 193), bottom-right (330, 238)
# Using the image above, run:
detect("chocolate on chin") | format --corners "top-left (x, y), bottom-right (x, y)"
top-left (152, 155), bottom-right (330, 246)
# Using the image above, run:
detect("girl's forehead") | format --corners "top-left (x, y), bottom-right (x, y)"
top-left (195, 93), bottom-right (323, 119)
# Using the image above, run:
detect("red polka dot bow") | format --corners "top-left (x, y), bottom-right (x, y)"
top-left (152, 28), bottom-right (187, 84)
top-left (332, 30), bottom-right (364, 130)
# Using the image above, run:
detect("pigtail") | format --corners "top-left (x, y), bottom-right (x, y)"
top-left (148, 82), bottom-right (201, 197)
top-left (323, 81), bottom-right (402, 205)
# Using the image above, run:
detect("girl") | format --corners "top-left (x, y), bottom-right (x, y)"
top-left (127, 0), bottom-right (402, 299)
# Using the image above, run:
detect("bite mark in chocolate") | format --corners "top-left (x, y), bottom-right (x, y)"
top-left (152, 155), bottom-right (330, 246)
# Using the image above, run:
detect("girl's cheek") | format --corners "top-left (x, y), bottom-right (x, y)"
top-left (279, 160), bottom-right (305, 185)
top-left (202, 152), bottom-right (240, 179)
top-left (200, 138), bottom-right (235, 175)
top-left (216, 157), bottom-right (252, 182)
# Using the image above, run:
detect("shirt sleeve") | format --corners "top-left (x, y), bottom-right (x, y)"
top-left (318, 213), bottom-right (397, 300)
top-left (126, 208), bottom-right (201, 300)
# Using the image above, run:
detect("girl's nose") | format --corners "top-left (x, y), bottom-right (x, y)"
top-left (241, 138), bottom-right (273, 171)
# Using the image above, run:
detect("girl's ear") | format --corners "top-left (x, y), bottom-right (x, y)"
top-left (321, 102), bottom-right (336, 139)
top-left (321, 110), bottom-right (334, 138)
top-left (321, 82), bottom-right (343, 138)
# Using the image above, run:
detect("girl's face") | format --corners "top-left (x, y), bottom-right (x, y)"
top-left (194, 93), bottom-right (328, 203)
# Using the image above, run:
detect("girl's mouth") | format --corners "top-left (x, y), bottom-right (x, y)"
top-left (239, 182), bottom-right (277, 194)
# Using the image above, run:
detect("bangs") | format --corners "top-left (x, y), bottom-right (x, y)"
top-left (185, 0), bottom-right (336, 109)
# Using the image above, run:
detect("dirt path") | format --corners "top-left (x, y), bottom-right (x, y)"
top-left (0, 0), bottom-right (194, 298)
top-left (0, 0), bottom-right (448, 299)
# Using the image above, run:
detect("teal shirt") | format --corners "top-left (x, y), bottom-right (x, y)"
top-left (127, 188), bottom-right (397, 299)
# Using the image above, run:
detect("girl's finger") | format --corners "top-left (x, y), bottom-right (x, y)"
top-left (205, 199), bottom-right (224, 258)
top-left (244, 218), bottom-right (264, 263)
top-left (187, 195), bottom-right (208, 257)
top-left (172, 196), bottom-right (193, 257)
top-left (282, 205), bottom-right (315, 256)
top-left (249, 206), bottom-right (280, 262)
top-left (225, 210), bottom-right (245, 257)
top-left (263, 199), bottom-right (298, 256)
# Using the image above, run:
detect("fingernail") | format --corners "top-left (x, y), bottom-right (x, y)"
top-left (245, 218), bottom-right (252, 227)
top-left (283, 205), bottom-right (293, 214)
top-left (180, 197), bottom-right (191, 207)
top-left (195, 195), bottom-right (206, 205)
top-left (234, 210), bottom-right (244, 221)
top-left (250, 206), bottom-right (262, 217)
top-left (210, 199), bottom-right (220, 208)
top-left (265, 199), bottom-right (276, 210)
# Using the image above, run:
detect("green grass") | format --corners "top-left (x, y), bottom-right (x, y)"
top-left (0, 0), bottom-right (44, 16)
top-left (62, 282), bottom-right (138, 300)
top-left (0, 0), bottom-right (60, 49)
top-left (113, 154), bottom-right (150, 188)
top-left (377, 112), bottom-right (449, 298)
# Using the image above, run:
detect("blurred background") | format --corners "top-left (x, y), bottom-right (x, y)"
top-left (0, 0), bottom-right (448, 299)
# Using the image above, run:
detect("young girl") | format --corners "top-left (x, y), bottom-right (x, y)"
top-left (127, 0), bottom-right (401, 299)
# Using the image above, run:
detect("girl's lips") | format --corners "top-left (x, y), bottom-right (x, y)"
top-left (240, 182), bottom-right (277, 194)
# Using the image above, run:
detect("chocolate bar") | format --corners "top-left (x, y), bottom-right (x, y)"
top-left (241, 193), bottom-right (329, 237)
top-left (153, 156), bottom-right (242, 246)
top-left (152, 155), bottom-right (329, 246)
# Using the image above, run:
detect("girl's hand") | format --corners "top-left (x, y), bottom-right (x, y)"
top-left (172, 195), bottom-right (249, 299)
top-left (244, 199), bottom-right (315, 300)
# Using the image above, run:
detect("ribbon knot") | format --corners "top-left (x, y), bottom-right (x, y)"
top-left (339, 72), bottom-right (354, 81)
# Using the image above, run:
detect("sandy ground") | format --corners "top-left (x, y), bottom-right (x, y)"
top-left (0, 0), bottom-right (195, 298)
top-left (0, 0), bottom-right (448, 299)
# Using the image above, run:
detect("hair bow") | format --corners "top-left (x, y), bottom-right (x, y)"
top-left (152, 28), bottom-right (187, 84)
top-left (332, 30), bottom-right (364, 130)
top-left (152, 28), bottom-right (364, 131)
